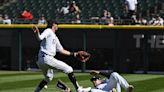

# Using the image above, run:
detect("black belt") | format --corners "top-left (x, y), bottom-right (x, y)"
top-left (42, 54), bottom-right (52, 57)
top-left (41, 52), bottom-right (53, 57)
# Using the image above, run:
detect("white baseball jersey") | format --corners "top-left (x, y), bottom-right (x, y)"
top-left (91, 72), bottom-right (130, 92)
top-left (125, 0), bottom-right (137, 11)
top-left (38, 28), bottom-right (63, 56)
top-left (37, 28), bottom-right (73, 82)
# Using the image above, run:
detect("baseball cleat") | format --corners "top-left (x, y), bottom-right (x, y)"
top-left (112, 88), bottom-right (117, 92)
top-left (56, 80), bottom-right (68, 90)
top-left (44, 85), bottom-right (48, 89)
top-left (56, 80), bottom-right (72, 92)
top-left (77, 86), bottom-right (91, 92)
top-left (128, 85), bottom-right (134, 92)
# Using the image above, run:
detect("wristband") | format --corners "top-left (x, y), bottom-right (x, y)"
top-left (70, 52), bottom-right (75, 57)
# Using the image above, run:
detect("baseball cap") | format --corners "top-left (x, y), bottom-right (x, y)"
top-left (90, 76), bottom-right (101, 82)
top-left (46, 20), bottom-right (58, 28)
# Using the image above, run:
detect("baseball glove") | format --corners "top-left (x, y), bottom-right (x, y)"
top-left (90, 70), bottom-right (100, 76)
top-left (76, 51), bottom-right (91, 62)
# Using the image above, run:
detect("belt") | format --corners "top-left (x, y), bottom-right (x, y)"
top-left (40, 52), bottom-right (53, 57)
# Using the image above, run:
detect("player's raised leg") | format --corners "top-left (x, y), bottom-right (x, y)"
top-left (110, 72), bottom-right (134, 92)
top-left (48, 57), bottom-right (91, 92)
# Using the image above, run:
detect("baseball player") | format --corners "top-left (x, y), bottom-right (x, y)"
top-left (56, 79), bottom-right (116, 92)
top-left (32, 20), bottom-right (91, 92)
top-left (56, 70), bottom-right (133, 92)
top-left (90, 70), bottom-right (134, 92)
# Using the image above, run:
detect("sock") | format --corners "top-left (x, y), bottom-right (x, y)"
top-left (68, 72), bottom-right (79, 89)
top-left (56, 80), bottom-right (67, 90)
top-left (35, 80), bottom-right (48, 92)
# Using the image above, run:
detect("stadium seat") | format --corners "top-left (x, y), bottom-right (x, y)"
top-left (0, 0), bottom-right (163, 24)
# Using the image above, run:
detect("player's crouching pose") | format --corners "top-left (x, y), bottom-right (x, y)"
top-left (57, 70), bottom-right (134, 92)
top-left (32, 20), bottom-right (91, 92)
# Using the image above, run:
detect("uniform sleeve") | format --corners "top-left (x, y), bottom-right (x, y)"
top-left (56, 36), bottom-right (64, 52)
top-left (39, 29), bottom-right (50, 40)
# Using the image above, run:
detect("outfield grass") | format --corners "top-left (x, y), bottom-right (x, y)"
top-left (0, 71), bottom-right (164, 92)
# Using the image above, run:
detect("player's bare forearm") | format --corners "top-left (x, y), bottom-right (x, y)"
top-left (32, 25), bottom-right (39, 33)
top-left (59, 49), bottom-right (77, 56)
top-left (32, 25), bottom-right (41, 41)
top-left (35, 32), bottom-right (41, 41)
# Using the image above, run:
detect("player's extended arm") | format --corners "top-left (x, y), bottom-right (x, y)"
top-left (59, 49), bottom-right (90, 62)
top-left (59, 49), bottom-right (78, 57)
top-left (32, 25), bottom-right (41, 41)
top-left (90, 70), bottom-right (112, 78)
top-left (32, 25), bottom-right (50, 41)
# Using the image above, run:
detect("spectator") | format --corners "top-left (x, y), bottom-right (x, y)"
top-left (60, 1), bottom-right (70, 15)
top-left (125, 0), bottom-right (138, 24)
top-left (20, 9), bottom-right (33, 20)
top-left (101, 10), bottom-right (109, 19)
top-left (107, 12), bottom-right (114, 26)
top-left (101, 10), bottom-right (114, 25)
top-left (148, 14), bottom-right (156, 25)
top-left (68, 1), bottom-right (81, 22)
top-left (0, 14), bottom-right (3, 24)
top-left (3, 14), bottom-right (11, 24)
top-left (38, 14), bottom-right (47, 24)
top-left (137, 16), bottom-right (147, 25)
top-left (152, 14), bottom-right (164, 26)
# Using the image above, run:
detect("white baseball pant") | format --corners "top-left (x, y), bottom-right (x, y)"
top-left (37, 54), bottom-right (73, 82)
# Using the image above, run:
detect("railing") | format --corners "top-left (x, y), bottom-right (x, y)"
top-left (7, 18), bottom-right (134, 25)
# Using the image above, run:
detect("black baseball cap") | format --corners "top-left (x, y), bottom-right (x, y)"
top-left (90, 76), bottom-right (101, 82)
top-left (46, 20), bottom-right (58, 28)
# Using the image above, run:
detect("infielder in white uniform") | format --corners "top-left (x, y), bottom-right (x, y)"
top-left (56, 70), bottom-right (134, 92)
top-left (33, 20), bottom-right (91, 92)
top-left (90, 71), bottom-right (134, 92)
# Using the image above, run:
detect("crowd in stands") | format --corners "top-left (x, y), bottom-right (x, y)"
top-left (136, 14), bottom-right (164, 25)
top-left (0, 0), bottom-right (163, 26)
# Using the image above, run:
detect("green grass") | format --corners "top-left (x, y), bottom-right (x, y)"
top-left (0, 71), bottom-right (164, 92)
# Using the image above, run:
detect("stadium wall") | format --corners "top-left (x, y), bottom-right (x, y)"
top-left (0, 24), bottom-right (164, 73)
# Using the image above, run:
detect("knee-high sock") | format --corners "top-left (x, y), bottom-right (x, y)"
top-left (68, 72), bottom-right (79, 89)
top-left (35, 80), bottom-right (48, 92)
